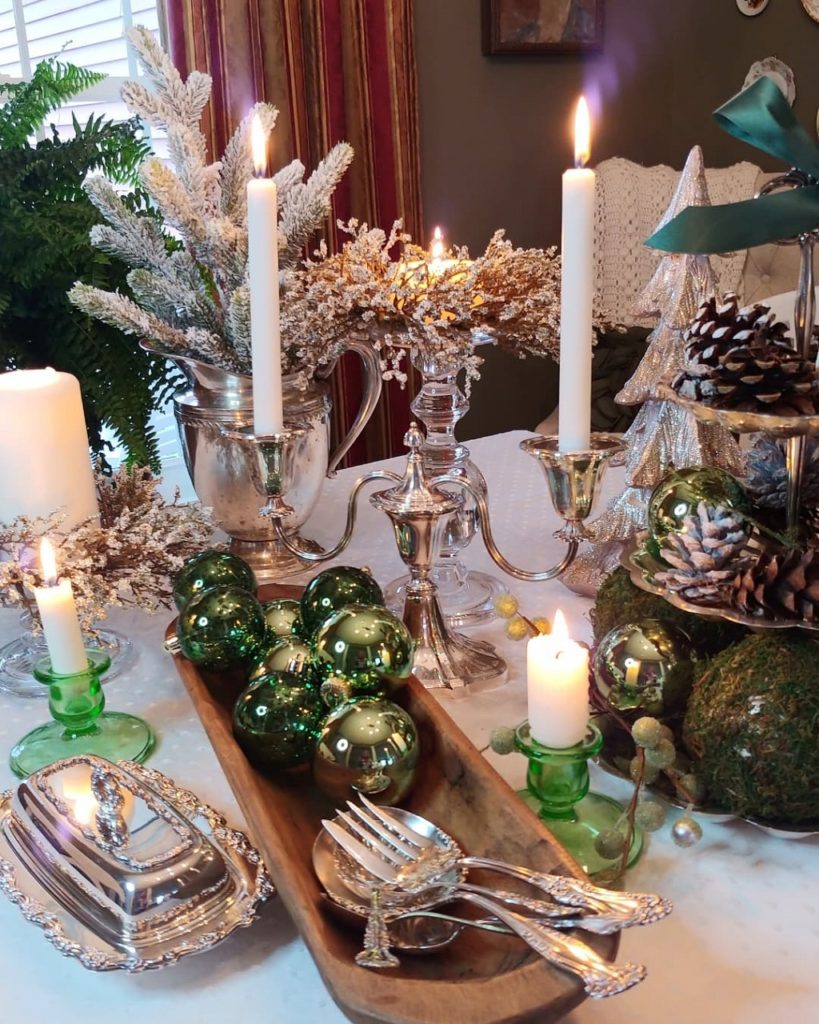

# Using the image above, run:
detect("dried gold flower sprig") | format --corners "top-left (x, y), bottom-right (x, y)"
top-left (282, 221), bottom-right (611, 389)
top-left (493, 593), bottom-right (551, 640)
top-left (0, 466), bottom-right (213, 630)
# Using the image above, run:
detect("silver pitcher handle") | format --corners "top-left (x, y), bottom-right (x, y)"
top-left (325, 334), bottom-right (384, 478)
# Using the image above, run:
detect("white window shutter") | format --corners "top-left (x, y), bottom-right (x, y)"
top-left (0, 1), bottom-right (166, 154)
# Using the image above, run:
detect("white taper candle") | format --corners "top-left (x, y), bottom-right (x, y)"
top-left (33, 538), bottom-right (88, 675)
top-left (558, 96), bottom-right (595, 454)
top-left (247, 114), bottom-right (284, 435)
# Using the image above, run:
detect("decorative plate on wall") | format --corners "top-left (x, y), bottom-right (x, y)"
top-left (736, 0), bottom-right (769, 15)
top-left (801, 0), bottom-right (819, 24)
top-left (743, 57), bottom-right (796, 105)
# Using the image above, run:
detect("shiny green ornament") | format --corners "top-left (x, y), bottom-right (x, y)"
top-left (172, 549), bottom-right (256, 611)
top-left (233, 671), bottom-right (325, 771)
top-left (175, 585), bottom-right (266, 670)
top-left (319, 674), bottom-right (355, 709)
top-left (648, 467), bottom-right (751, 544)
top-left (250, 636), bottom-right (316, 683)
top-left (313, 698), bottom-right (419, 805)
top-left (592, 619), bottom-right (693, 716)
top-left (314, 603), bottom-right (413, 686)
top-left (262, 598), bottom-right (302, 639)
top-left (300, 566), bottom-right (384, 635)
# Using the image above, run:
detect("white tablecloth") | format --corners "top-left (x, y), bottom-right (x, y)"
top-left (0, 430), bottom-right (816, 1024)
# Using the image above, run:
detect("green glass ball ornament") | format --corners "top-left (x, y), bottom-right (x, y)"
top-left (233, 671), bottom-right (325, 771)
top-left (300, 566), bottom-right (385, 635)
top-left (647, 467), bottom-right (751, 544)
top-left (173, 549), bottom-right (256, 611)
top-left (313, 698), bottom-right (419, 805)
top-left (592, 619), bottom-right (693, 716)
top-left (249, 636), bottom-right (316, 683)
top-left (319, 674), bottom-right (358, 709)
top-left (262, 598), bottom-right (302, 639)
top-left (314, 603), bottom-right (414, 687)
top-left (175, 585), bottom-right (267, 670)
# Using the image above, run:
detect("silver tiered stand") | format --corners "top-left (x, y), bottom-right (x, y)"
top-left (232, 420), bottom-right (624, 690)
top-left (628, 171), bottom-right (819, 630)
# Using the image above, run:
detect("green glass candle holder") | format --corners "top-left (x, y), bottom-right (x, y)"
top-left (8, 651), bottom-right (155, 779)
top-left (515, 720), bottom-right (642, 877)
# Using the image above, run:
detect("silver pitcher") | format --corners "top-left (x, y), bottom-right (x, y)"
top-left (142, 338), bottom-right (382, 580)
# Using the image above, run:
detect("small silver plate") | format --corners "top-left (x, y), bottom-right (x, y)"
top-left (0, 759), bottom-right (274, 971)
top-left (313, 806), bottom-right (464, 948)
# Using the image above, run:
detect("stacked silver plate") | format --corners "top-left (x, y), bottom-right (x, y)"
top-left (0, 755), bottom-right (274, 971)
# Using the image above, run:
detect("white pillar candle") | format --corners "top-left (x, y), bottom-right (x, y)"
top-left (33, 538), bottom-right (88, 675)
top-left (558, 96), bottom-right (595, 454)
top-left (527, 610), bottom-right (590, 748)
top-left (247, 113), bottom-right (284, 436)
top-left (0, 368), bottom-right (98, 530)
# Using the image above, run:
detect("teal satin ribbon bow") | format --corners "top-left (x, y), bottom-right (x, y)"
top-left (647, 76), bottom-right (819, 253)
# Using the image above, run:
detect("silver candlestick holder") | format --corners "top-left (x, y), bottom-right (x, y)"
top-left (243, 423), bottom-right (624, 690)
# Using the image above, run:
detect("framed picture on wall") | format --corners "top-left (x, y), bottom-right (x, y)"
top-left (482, 0), bottom-right (604, 54)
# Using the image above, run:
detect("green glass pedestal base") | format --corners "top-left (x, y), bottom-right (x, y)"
top-left (517, 787), bottom-right (643, 877)
top-left (9, 650), bottom-right (155, 779)
top-left (515, 721), bottom-right (642, 878)
top-left (9, 712), bottom-right (155, 779)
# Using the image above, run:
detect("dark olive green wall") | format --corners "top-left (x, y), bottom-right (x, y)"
top-left (413, 0), bottom-right (819, 438)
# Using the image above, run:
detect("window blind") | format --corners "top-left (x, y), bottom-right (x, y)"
top-left (0, 0), bottom-right (166, 154)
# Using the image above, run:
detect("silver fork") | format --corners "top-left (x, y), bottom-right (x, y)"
top-left (322, 818), bottom-right (647, 998)
top-left (336, 804), bottom-right (621, 934)
top-left (355, 795), bottom-right (672, 926)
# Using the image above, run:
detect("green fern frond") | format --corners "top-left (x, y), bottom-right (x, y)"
top-left (0, 60), bottom-right (105, 147)
top-left (0, 58), bottom-right (177, 469)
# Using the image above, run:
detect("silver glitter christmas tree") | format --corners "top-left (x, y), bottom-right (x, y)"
top-left (563, 146), bottom-right (743, 595)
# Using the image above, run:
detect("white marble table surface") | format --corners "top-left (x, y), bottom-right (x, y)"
top-left (0, 430), bottom-right (816, 1024)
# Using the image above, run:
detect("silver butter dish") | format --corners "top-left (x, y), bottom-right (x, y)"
top-left (0, 755), bottom-right (274, 971)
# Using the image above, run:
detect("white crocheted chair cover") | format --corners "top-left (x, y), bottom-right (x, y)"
top-left (594, 157), bottom-right (761, 326)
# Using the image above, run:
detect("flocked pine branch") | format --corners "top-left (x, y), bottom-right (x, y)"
top-left (69, 25), bottom-right (355, 379)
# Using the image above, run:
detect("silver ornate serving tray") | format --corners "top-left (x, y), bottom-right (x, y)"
top-left (657, 383), bottom-right (819, 438)
top-left (0, 756), bottom-right (274, 971)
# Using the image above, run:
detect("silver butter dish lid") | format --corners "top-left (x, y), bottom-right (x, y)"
top-left (0, 756), bottom-right (274, 971)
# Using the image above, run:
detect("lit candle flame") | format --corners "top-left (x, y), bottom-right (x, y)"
top-left (551, 609), bottom-right (569, 644)
top-left (574, 96), bottom-right (591, 168)
top-left (40, 537), bottom-right (59, 587)
top-left (250, 113), bottom-right (268, 177)
top-left (430, 226), bottom-right (445, 262)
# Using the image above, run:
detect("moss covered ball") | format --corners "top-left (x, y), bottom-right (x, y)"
top-left (591, 567), bottom-right (746, 656)
top-left (683, 633), bottom-right (819, 823)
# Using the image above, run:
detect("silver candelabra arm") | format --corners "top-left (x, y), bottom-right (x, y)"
top-left (433, 475), bottom-right (579, 582)
top-left (433, 432), bottom-right (626, 584)
top-left (267, 468), bottom-right (402, 564)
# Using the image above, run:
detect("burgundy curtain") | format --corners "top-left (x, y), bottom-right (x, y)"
top-left (166, 0), bottom-right (423, 464)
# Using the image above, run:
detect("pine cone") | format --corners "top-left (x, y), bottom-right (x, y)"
top-left (673, 294), bottom-right (819, 416)
top-left (681, 293), bottom-right (788, 366)
top-left (733, 547), bottom-right (819, 621)
top-left (655, 501), bottom-right (750, 604)
top-left (745, 436), bottom-right (819, 511)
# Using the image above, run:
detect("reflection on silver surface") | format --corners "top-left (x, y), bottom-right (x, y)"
top-left (0, 756), bottom-right (273, 971)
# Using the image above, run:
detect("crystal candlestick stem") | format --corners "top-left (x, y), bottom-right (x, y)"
top-left (514, 721), bottom-right (641, 878)
top-left (0, 614), bottom-right (134, 698)
top-left (9, 652), bottom-right (155, 778)
top-left (384, 342), bottom-right (504, 627)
